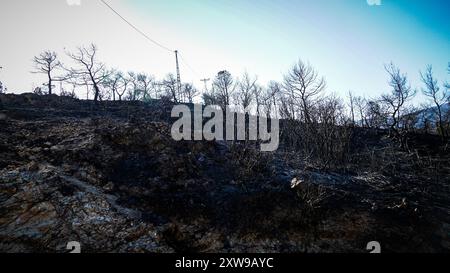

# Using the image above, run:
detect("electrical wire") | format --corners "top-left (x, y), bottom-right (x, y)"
top-left (179, 54), bottom-right (200, 77)
top-left (99, 0), bottom-right (173, 53)
top-left (99, 0), bottom-right (203, 84)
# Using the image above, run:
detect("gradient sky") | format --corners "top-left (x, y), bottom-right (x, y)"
top-left (0, 0), bottom-right (448, 102)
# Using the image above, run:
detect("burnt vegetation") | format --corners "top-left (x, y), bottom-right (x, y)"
top-left (0, 45), bottom-right (449, 253)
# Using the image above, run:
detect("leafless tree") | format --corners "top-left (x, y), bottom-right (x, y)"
top-left (66, 44), bottom-right (110, 102)
top-left (381, 63), bottom-right (416, 138)
top-left (421, 65), bottom-right (449, 139)
top-left (182, 83), bottom-right (199, 103)
top-left (102, 70), bottom-right (130, 101)
top-left (234, 72), bottom-right (256, 110)
top-left (267, 81), bottom-right (282, 118)
top-left (348, 91), bottom-right (356, 125)
top-left (212, 70), bottom-right (235, 109)
top-left (313, 94), bottom-right (351, 167)
top-left (353, 96), bottom-right (368, 127)
top-left (283, 60), bottom-right (326, 124)
top-left (32, 51), bottom-right (62, 95)
top-left (260, 82), bottom-right (281, 118)
top-left (137, 73), bottom-right (154, 101)
top-left (117, 72), bottom-right (130, 101)
top-left (126, 72), bottom-right (141, 101)
top-left (103, 69), bottom-right (120, 101)
top-left (253, 84), bottom-right (264, 116)
top-left (279, 94), bottom-right (295, 120)
top-left (280, 60), bottom-right (330, 157)
top-left (162, 74), bottom-right (178, 102)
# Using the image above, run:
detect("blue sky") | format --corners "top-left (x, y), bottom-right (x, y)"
top-left (125, 0), bottom-right (449, 100)
top-left (0, 0), bottom-right (448, 102)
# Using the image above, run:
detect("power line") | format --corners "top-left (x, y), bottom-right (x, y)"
top-left (99, 0), bottom-right (173, 53)
top-left (99, 0), bottom-right (204, 89)
top-left (179, 54), bottom-right (200, 77)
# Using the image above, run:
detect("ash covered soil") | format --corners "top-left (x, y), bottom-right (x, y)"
top-left (0, 93), bottom-right (449, 253)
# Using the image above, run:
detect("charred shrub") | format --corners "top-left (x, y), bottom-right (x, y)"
top-left (228, 142), bottom-right (274, 184)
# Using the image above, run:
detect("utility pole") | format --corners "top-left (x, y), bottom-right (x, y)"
top-left (200, 78), bottom-right (210, 93)
top-left (174, 50), bottom-right (182, 97)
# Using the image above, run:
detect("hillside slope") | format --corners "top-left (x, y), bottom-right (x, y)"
top-left (0, 94), bottom-right (449, 253)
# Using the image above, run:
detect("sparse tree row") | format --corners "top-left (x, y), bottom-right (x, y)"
top-left (344, 63), bottom-right (450, 146)
top-left (30, 44), bottom-right (200, 104)
top-left (202, 60), bottom-right (448, 160)
top-left (30, 44), bottom-right (450, 155)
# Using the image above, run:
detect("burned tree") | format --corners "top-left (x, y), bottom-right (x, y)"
top-left (421, 65), bottom-right (449, 139)
top-left (115, 72), bottom-right (130, 101)
top-left (103, 70), bottom-right (121, 101)
top-left (162, 74), bottom-right (179, 102)
top-left (212, 70), bottom-right (235, 109)
top-left (32, 51), bottom-right (61, 95)
top-left (202, 70), bottom-right (236, 109)
top-left (137, 73), bottom-right (154, 101)
top-left (348, 91), bottom-right (356, 125)
top-left (353, 96), bottom-right (368, 127)
top-left (282, 60), bottom-right (326, 144)
top-left (253, 84), bottom-right (263, 117)
top-left (266, 81), bottom-right (282, 118)
top-left (127, 72), bottom-right (142, 101)
top-left (381, 63), bottom-right (416, 145)
top-left (261, 82), bottom-right (281, 118)
top-left (314, 94), bottom-right (351, 167)
top-left (182, 83), bottom-right (199, 103)
top-left (283, 60), bottom-right (326, 124)
top-left (234, 72), bottom-right (256, 110)
top-left (66, 44), bottom-right (109, 102)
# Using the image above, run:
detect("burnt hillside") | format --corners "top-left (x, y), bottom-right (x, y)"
top-left (0, 94), bottom-right (449, 253)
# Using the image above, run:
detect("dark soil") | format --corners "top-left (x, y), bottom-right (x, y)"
top-left (0, 94), bottom-right (449, 253)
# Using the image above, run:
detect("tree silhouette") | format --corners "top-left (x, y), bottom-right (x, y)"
top-left (381, 63), bottom-right (416, 140)
top-left (421, 65), bottom-right (448, 139)
top-left (32, 51), bottom-right (61, 95)
top-left (66, 44), bottom-right (110, 102)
